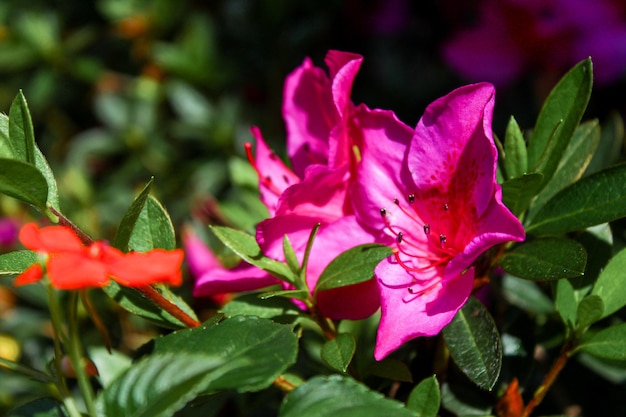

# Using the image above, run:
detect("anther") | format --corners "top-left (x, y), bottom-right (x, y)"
top-left (423, 224), bottom-right (430, 235)
top-left (443, 203), bottom-right (449, 211)
top-left (380, 208), bottom-right (387, 217)
top-left (396, 232), bottom-right (403, 243)
top-left (408, 287), bottom-right (415, 294)
top-left (282, 175), bottom-right (290, 185)
top-left (440, 234), bottom-right (447, 246)
top-left (393, 198), bottom-right (399, 205)
top-left (408, 194), bottom-right (415, 204)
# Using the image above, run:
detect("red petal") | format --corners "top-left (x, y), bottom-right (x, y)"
top-left (108, 249), bottom-right (184, 287)
top-left (14, 263), bottom-right (44, 286)
top-left (19, 223), bottom-right (85, 253)
top-left (47, 254), bottom-right (109, 289)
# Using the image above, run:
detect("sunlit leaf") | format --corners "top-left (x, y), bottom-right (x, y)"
top-left (406, 375), bottom-right (440, 417)
top-left (591, 247), bottom-right (626, 319)
top-left (0, 158), bottom-right (48, 209)
top-left (503, 115), bottom-right (527, 180)
top-left (577, 323), bottom-right (626, 361)
top-left (321, 333), bottom-right (356, 373)
top-left (113, 179), bottom-right (153, 251)
top-left (501, 173), bottom-right (543, 216)
top-left (0, 250), bottom-right (37, 276)
top-left (315, 244), bottom-right (392, 292)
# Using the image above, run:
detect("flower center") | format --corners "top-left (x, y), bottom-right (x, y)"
top-left (379, 193), bottom-right (456, 296)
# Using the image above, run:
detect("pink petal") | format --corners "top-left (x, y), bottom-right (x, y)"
top-left (182, 226), bottom-right (222, 278)
top-left (351, 106), bottom-right (414, 229)
top-left (283, 57), bottom-right (335, 177)
top-left (410, 83), bottom-right (497, 218)
top-left (374, 259), bottom-right (474, 360)
top-left (325, 50), bottom-right (363, 118)
top-left (249, 127), bottom-right (300, 215)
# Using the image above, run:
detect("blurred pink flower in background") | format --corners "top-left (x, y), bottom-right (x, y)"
top-left (443, 0), bottom-right (626, 85)
top-left (0, 218), bottom-right (19, 247)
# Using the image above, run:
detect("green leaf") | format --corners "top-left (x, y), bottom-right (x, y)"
top-left (577, 323), bottom-right (626, 361)
top-left (501, 275), bottom-right (555, 315)
top-left (499, 238), bottom-right (587, 281)
top-left (34, 144), bottom-right (60, 212)
top-left (0, 250), bottom-right (37, 276)
top-left (503, 116), bottom-right (527, 179)
top-left (315, 244), bottom-right (392, 292)
top-left (96, 353), bottom-right (238, 417)
top-left (527, 120), bottom-right (601, 223)
top-left (0, 113), bottom-right (14, 158)
top-left (6, 397), bottom-right (69, 417)
top-left (321, 333), bottom-right (356, 373)
top-left (113, 178), bottom-right (153, 250)
top-left (128, 195), bottom-right (176, 251)
top-left (526, 163), bottom-right (626, 235)
top-left (283, 235), bottom-right (300, 274)
top-left (279, 375), bottom-right (417, 417)
top-left (442, 297), bottom-right (502, 390)
top-left (591, 247), bottom-right (626, 319)
top-left (259, 289), bottom-right (310, 302)
top-left (585, 112), bottom-right (624, 175)
top-left (147, 315), bottom-right (298, 392)
top-left (8, 90), bottom-right (36, 164)
top-left (221, 292), bottom-right (301, 319)
top-left (210, 225), bottom-right (298, 284)
top-left (0, 158), bottom-right (48, 209)
top-left (406, 375), bottom-right (440, 417)
top-left (576, 294), bottom-right (604, 331)
top-left (101, 281), bottom-right (197, 329)
top-left (501, 173), bottom-right (543, 216)
top-left (554, 278), bottom-right (578, 331)
top-left (527, 58), bottom-right (593, 190)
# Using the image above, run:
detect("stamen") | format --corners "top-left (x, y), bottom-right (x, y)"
top-left (443, 203), bottom-right (449, 211)
top-left (440, 234), bottom-right (447, 246)
top-left (393, 198), bottom-right (399, 205)
top-left (380, 208), bottom-right (387, 217)
top-left (396, 232), bottom-right (403, 243)
top-left (408, 194), bottom-right (415, 204)
top-left (423, 224), bottom-right (430, 235)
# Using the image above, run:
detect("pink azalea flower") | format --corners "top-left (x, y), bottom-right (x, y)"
top-left (192, 51), bottom-right (413, 320)
top-left (443, 0), bottom-right (626, 85)
top-left (353, 83), bottom-right (525, 359)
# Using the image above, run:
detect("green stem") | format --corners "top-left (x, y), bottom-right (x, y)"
top-left (47, 286), bottom-right (83, 417)
top-left (67, 291), bottom-right (98, 417)
top-left (0, 357), bottom-right (55, 383)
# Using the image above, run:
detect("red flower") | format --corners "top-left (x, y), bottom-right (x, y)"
top-left (14, 223), bottom-right (183, 290)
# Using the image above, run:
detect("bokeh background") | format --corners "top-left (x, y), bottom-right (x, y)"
top-left (1, 0), bottom-right (626, 415)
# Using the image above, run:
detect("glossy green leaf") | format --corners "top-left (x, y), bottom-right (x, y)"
top-left (577, 323), bottom-right (626, 361)
top-left (128, 195), bottom-right (176, 251)
top-left (321, 333), bottom-right (356, 373)
top-left (258, 289), bottom-right (310, 302)
top-left (222, 292), bottom-right (301, 319)
top-left (34, 144), bottom-right (60, 212)
top-left (527, 58), bottom-right (593, 190)
top-left (527, 120), bottom-right (600, 223)
top-left (0, 158), bottom-right (49, 209)
top-left (102, 281), bottom-right (197, 329)
top-left (0, 250), bottom-right (37, 276)
top-left (315, 244), bottom-right (392, 292)
top-left (442, 297), bottom-right (501, 390)
top-left (6, 397), bottom-right (69, 417)
top-left (501, 172), bottom-right (543, 216)
top-left (499, 238), bottom-right (586, 281)
top-left (8, 90), bottom-right (36, 164)
top-left (0, 113), bottom-right (14, 158)
top-left (96, 353), bottom-right (237, 417)
top-left (147, 316), bottom-right (298, 392)
top-left (113, 178), bottom-right (153, 250)
top-left (210, 225), bottom-right (298, 284)
top-left (527, 164), bottom-right (626, 235)
top-left (503, 115), bottom-right (527, 179)
top-left (279, 375), bottom-right (417, 417)
top-left (576, 294), bottom-right (604, 331)
top-left (591, 247), bottom-right (626, 319)
top-left (406, 375), bottom-right (440, 417)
